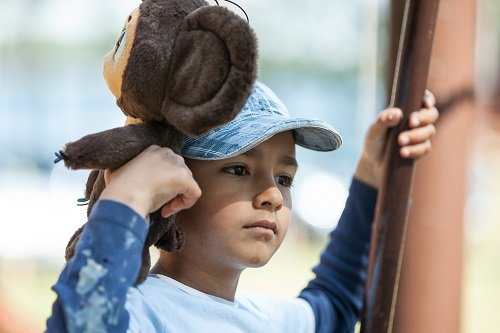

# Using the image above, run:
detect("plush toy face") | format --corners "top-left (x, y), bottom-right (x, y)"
top-left (103, 8), bottom-right (140, 100)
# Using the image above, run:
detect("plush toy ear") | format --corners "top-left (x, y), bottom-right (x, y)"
top-left (161, 6), bottom-right (257, 136)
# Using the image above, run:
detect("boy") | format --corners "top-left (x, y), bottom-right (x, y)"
top-left (47, 81), bottom-right (438, 332)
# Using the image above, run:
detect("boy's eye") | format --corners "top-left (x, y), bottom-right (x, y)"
top-left (224, 165), bottom-right (249, 176)
top-left (276, 175), bottom-right (294, 188)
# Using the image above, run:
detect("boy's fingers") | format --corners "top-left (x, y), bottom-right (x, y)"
top-left (368, 108), bottom-right (403, 139)
top-left (409, 106), bottom-right (439, 128)
top-left (160, 198), bottom-right (178, 217)
top-left (398, 124), bottom-right (436, 145)
top-left (160, 183), bottom-right (201, 218)
top-left (182, 182), bottom-right (202, 207)
top-left (160, 198), bottom-right (185, 217)
top-left (423, 89), bottom-right (436, 108)
top-left (381, 107), bottom-right (403, 125)
top-left (160, 195), bottom-right (198, 218)
top-left (400, 140), bottom-right (432, 159)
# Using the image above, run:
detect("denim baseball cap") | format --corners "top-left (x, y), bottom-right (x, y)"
top-left (181, 81), bottom-right (342, 160)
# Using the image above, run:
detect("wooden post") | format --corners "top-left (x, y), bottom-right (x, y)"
top-left (393, 0), bottom-right (476, 331)
top-left (360, 0), bottom-right (440, 332)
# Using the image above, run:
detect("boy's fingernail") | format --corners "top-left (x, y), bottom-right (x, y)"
top-left (390, 110), bottom-right (402, 122)
top-left (386, 110), bottom-right (395, 121)
top-left (399, 135), bottom-right (409, 145)
top-left (401, 147), bottom-right (410, 157)
top-left (424, 90), bottom-right (434, 105)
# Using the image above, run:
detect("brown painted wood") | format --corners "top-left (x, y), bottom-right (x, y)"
top-left (394, 0), bottom-right (476, 331)
top-left (360, 0), bottom-right (440, 332)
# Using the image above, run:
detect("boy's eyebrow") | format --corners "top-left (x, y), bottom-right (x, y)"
top-left (281, 155), bottom-right (299, 168)
top-left (242, 148), bottom-right (299, 168)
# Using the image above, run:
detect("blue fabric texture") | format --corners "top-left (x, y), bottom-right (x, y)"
top-left (181, 81), bottom-right (342, 160)
top-left (46, 200), bottom-right (147, 333)
top-left (46, 179), bottom-right (377, 333)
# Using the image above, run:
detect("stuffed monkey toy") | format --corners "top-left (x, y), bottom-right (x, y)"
top-left (60, 0), bottom-right (257, 284)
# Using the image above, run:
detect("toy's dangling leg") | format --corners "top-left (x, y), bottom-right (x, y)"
top-left (65, 224), bottom-right (85, 261)
top-left (86, 170), bottom-right (106, 217)
top-left (84, 170), bottom-right (101, 211)
top-left (154, 218), bottom-right (185, 252)
top-left (134, 213), bottom-right (185, 284)
top-left (65, 169), bottom-right (104, 261)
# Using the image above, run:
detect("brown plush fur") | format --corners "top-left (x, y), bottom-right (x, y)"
top-left (60, 0), bottom-right (258, 285)
top-left (62, 121), bottom-right (183, 170)
top-left (118, 0), bottom-right (205, 122)
top-left (162, 5), bottom-right (258, 135)
top-left (60, 0), bottom-right (257, 169)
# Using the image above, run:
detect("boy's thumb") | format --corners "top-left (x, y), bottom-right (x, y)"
top-left (369, 108), bottom-right (403, 138)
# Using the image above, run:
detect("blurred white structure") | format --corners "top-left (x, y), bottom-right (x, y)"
top-left (294, 168), bottom-right (348, 230)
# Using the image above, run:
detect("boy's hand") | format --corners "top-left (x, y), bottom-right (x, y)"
top-left (355, 90), bottom-right (439, 189)
top-left (100, 145), bottom-right (202, 221)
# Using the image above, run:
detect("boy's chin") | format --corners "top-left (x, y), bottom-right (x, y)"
top-left (243, 254), bottom-right (273, 268)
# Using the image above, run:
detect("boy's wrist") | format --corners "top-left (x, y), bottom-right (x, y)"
top-left (354, 155), bottom-right (380, 190)
top-left (100, 184), bottom-right (151, 222)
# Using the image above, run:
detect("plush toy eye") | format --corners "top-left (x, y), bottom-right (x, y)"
top-left (113, 29), bottom-right (127, 62)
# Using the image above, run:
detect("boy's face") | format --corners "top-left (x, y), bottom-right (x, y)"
top-left (176, 131), bottom-right (297, 271)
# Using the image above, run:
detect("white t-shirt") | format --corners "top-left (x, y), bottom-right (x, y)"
top-left (126, 274), bottom-right (315, 333)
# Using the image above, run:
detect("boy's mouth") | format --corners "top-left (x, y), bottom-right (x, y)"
top-left (243, 220), bottom-right (277, 234)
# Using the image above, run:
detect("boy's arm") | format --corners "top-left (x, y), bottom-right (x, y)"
top-left (298, 178), bottom-right (376, 333)
top-left (46, 145), bottom-right (200, 332)
top-left (298, 95), bottom-right (437, 332)
top-left (46, 199), bottom-right (148, 333)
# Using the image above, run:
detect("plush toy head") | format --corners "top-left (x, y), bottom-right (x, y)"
top-left (60, 0), bottom-right (258, 284)
top-left (56, 0), bottom-right (257, 170)
top-left (103, 0), bottom-right (257, 136)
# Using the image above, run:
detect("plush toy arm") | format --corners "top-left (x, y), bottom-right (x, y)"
top-left (55, 121), bottom-right (184, 170)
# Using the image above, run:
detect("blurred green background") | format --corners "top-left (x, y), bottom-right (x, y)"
top-left (0, 0), bottom-right (499, 332)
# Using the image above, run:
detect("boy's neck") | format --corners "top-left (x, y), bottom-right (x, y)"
top-left (151, 251), bottom-right (242, 302)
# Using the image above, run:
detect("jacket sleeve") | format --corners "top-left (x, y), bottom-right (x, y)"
top-left (298, 178), bottom-right (377, 333)
top-left (46, 199), bottom-right (148, 333)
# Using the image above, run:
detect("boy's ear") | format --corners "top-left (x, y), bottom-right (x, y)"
top-left (161, 6), bottom-right (257, 136)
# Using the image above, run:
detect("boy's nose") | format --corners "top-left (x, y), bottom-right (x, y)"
top-left (253, 186), bottom-right (283, 212)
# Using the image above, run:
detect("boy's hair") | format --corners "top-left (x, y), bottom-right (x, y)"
top-left (65, 81), bottom-right (342, 284)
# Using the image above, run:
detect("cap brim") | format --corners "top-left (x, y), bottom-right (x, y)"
top-left (182, 114), bottom-right (342, 160)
